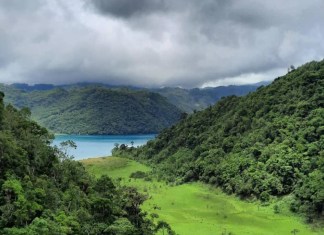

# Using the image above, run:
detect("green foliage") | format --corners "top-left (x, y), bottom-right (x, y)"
top-left (0, 97), bottom-right (157, 234)
top-left (114, 60), bottom-right (324, 221)
top-left (106, 218), bottom-right (136, 235)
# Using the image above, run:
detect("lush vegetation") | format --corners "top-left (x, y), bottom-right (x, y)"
top-left (113, 60), bottom-right (324, 223)
top-left (0, 86), bottom-right (182, 134)
top-left (0, 93), bottom-right (166, 234)
top-left (83, 157), bottom-right (323, 235)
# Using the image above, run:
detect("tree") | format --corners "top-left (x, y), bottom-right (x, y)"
top-left (55, 140), bottom-right (77, 161)
top-left (0, 91), bottom-right (4, 128)
top-left (106, 218), bottom-right (136, 235)
top-left (155, 221), bottom-right (175, 235)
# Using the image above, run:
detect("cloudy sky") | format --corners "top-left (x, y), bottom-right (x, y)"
top-left (0, 0), bottom-right (323, 88)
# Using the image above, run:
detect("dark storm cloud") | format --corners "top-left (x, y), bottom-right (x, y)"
top-left (0, 0), bottom-right (323, 87)
top-left (90, 0), bottom-right (166, 18)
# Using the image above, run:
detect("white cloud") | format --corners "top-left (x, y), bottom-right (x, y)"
top-left (201, 68), bottom-right (286, 87)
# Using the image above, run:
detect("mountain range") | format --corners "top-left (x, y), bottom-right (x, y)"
top-left (0, 82), bottom-right (267, 134)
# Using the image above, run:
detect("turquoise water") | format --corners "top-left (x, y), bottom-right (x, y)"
top-left (53, 134), bottom-right (156, 160)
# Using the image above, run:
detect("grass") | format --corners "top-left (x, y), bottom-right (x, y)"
top-left (81, 157), bottom-right (324, 235)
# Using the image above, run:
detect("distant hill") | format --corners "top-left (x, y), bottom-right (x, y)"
top-left (10, 82), bottom-right (143, 92)
top-left (60, 83), bottom-right (264, 113)
top-left (0, 86), bottom-right (182, 134)
top-left (154, 84), bottom-right (265, 113)
top-left (11, 83), bottom-right (56, 91)
top-left (114, 60), bottom-right (324, 221)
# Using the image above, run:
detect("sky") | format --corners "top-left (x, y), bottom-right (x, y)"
top-left (0, 0), bottom-right (323, 88)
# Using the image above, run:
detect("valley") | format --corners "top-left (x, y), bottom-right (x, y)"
top-left (1, 1), bottom-right (323, 234)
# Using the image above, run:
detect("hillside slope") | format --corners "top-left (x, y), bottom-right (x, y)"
top-left (0, 87), bottom-right (182, 134)
top-left (114, 60), bottom-right (324, 221)
top-left (0, 93), bottom-right (157, 234)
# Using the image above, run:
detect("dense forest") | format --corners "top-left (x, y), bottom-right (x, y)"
top-left (114, 60), bottom-right (324, 222)
top-left (0, 86), bottom-right (182, 135)
top-left (0, 92), bottom-right (172, 234)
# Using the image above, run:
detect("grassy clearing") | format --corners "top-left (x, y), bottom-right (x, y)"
top-left (81, 156), bottom-right (150, 178)
top-left (81, 157), bottom-right (324, 235)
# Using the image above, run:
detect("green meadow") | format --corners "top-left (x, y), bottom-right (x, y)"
top-left (81, 157), bottom-right (324, 235)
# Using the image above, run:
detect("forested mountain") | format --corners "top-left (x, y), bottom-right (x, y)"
top-left (0, 86), bottom-right (182, 135)
top-left (0, 82), bottom-right (263, 135)
top-left (6, 82), bottom-right (263, 113)
top-left (113, 60), bottom-right (324, 221)
top-left (0, 92), bottom-right (160, 234)
top-left (154, 84), bottom-right (264, 113)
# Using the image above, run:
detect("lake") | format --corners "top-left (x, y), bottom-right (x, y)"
top-left (52, 134), bottom-right (156, 160)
